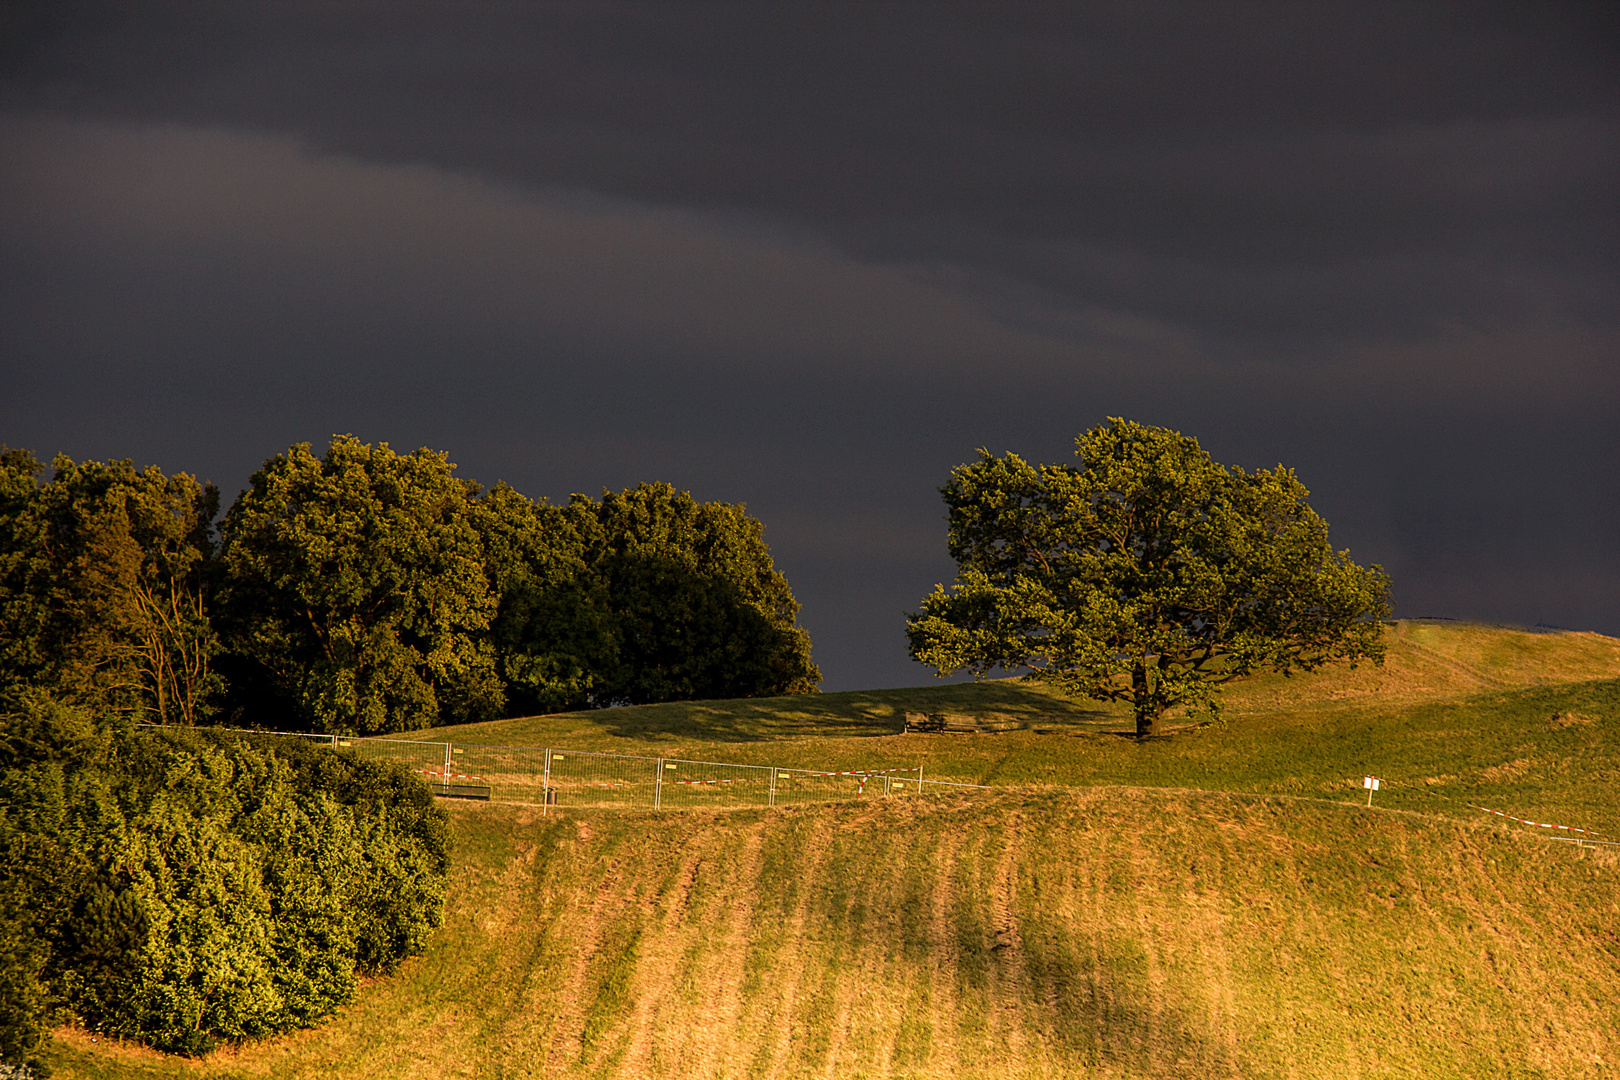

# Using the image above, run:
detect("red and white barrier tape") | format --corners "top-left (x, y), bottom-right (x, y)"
top-left (1467, 804), bottom-right (1603, 835)
top-left (793, 768), bottom-right (917, 778)
top-left (419, 768), bottom-right (488, 783)
top-left (1372, 777), bottom-right (1607, 838)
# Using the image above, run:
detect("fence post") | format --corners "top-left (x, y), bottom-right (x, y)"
top-left (543, 747), bottom-right (552, 813)
top-left (768, 767), bottom-right (777, 808)
top-left (444, 742), bottom-right (452, 777)
top-left (654, 758), bottom-right (664, 810)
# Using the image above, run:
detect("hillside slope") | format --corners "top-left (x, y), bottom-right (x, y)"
top-left (419, 622), bottom-right (1620, 841)
top-left (427, 621), bottom-right (1620, 752)
top-left (53, 792), bottom-right (1620, 1080)
top-left (47, 622), bottom-right (1620, 1079)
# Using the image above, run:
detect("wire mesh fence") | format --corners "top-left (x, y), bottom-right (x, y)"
top-left (341, 737), bottom-right (947, 809)
top-left (146, 725), bottom-right (985, 809)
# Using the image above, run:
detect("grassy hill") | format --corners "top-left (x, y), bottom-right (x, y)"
top-left (45, 621), bottom-right (1620, 1079)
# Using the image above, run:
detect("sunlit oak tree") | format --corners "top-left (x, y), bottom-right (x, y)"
top-left (906, 419), bottom-right (1391, 738)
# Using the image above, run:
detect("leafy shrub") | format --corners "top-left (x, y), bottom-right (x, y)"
top-left (0, 698), bottom-right (449, 1062)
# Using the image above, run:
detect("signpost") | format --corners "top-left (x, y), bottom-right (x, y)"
top-left (1363, 775), bottom-right (1381, 806)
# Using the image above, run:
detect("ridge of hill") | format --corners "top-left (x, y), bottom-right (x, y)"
top-left (46, 621), bottom-right (1620, 1079)
top-left (423, 619), bottom-right (1620, 750)
top-left (422, 621), bottom-right (1620, 839)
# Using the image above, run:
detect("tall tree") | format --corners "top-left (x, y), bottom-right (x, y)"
top-left (0, 448), bottom-right (220, 722)
top-left (217, 436), bottom-right (500, 735)
top-left (907, 419), bottom-right (1391, 738)
top-left (477, 481), bottom-right (820, 711)
top-left (475, 483), bottom-right (617, 715)
top-left (589, 483), bottom-right (820, 704)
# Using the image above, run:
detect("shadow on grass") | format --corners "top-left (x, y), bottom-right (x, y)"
top-left (1019, 931), bottom-right (1226, 1074)
top-left (580, 680), bottom-right (1128, 743)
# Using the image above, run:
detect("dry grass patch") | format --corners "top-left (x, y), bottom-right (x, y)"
top-left (48, 792), bottom-right (1620, 1080)
top-left (42, 621), bottom-right (1620, 1080)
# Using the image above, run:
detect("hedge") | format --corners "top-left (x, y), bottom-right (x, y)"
top-left (0, 699), bottom-right (449, 1065)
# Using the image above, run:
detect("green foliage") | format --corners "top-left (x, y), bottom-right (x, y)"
top-left (479, 481), bottom-right (820, 710)
top-left (218, 436), bottom-right (501, 735)
top-left (907, 419), bottom-right (1391, 736)
top-left (0, 449), bottom-right (221, 723)
top-left (590, 483), bottom-right (820, 704)
top-left (0, 697), bottom-right (449, 1063)
top-left (4, 437), bottom-right (817, 734)
top-left (476, 484), bottom-right (617, 714)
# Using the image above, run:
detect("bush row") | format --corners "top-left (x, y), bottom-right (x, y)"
top-left (0, 697), bottom-right (450, 1068)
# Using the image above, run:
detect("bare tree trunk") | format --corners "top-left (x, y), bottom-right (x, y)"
top-left (132, 577), bottom-right (214, 725)
top-left (1132, 662), bottom-right (1160, 738)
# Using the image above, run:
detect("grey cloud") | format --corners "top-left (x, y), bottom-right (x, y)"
top-left (0, 116), bottom-right (1105, 380)
top-left (1, 2), bottom-right (1616, 687)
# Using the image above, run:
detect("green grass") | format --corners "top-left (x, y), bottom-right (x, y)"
top-left (423, 620), bottom-right (1620, 839)
top-left (44, 620), bottom-right (1620, 1079)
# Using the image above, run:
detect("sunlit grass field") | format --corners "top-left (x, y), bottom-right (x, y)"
top-left (46, 621), bottom-right (1620, 1079)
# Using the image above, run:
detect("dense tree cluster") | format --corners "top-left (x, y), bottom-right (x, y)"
top-left (0, 698), bottom-right (450, 1068)
top-left (0, 436), bottom-right (816, 1068)
top-left (0, 436), bottom-right (820, 736)
top-left (908, 419), bottom-right (1391, 737)
top-left (0, 449), bottom-right (220, 726)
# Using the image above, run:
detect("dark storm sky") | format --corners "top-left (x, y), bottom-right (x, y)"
top-left (2, 2), bottom-right (1617, 689)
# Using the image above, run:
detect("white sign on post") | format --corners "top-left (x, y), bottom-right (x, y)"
top-left (1363, 775), bottom-right (1381, 806)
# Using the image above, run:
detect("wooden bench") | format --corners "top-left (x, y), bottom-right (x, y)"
top-left (430, 781), bottom-right (492, 801)
top-left (902, 712), bottom-right (1023, 734)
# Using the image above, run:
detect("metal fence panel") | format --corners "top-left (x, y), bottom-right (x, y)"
top-left (658, 758), bottom-right (773, 809)
top-left (770, 767), bottom-right (919, 805)
top-left (448, 742), bottom-right (545, 804)
top-left (545, 750), bottom-right (660, 809)
top-left (140, 725), bottom-right (958, 809)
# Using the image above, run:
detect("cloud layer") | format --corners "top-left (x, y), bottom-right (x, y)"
top-left (2, 3), bottom-right (1616, 687)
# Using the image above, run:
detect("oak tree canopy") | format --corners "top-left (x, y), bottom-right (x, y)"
top-left (906, 419), bottom-right (1391, 738)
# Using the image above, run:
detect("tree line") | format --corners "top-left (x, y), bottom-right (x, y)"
top-left (0, 435), bottom-right (819, 736)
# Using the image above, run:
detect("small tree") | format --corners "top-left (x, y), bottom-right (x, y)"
top-left (907, 419), bottom-right (1391, 738)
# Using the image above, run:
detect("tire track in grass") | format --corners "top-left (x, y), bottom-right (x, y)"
top-left (542, 817), bottom-right (635, 1073)
top-left (690, 819), bottom-right (766, 1080)
top-left (809, 812), bottom-right (875, 1078)
top-left (463, 809), bottom-right (587, 1072)
top-left (746, 809), bottom-right (836, 1080)
top-left (988, 810), bottom-right (1030, 1065)
top-left (1060, 792), bottom-right (1113, 1069)
top-left (1019, 802), bottom-right (1087, 1072)
top-left (1164, 803), bottom-right (1241, 1077)
top-left (473, 812), bottom-right (565, 1068)
top-left (614, 816), bottom-right (715, 1080)
top-left (923, 807), bottom-right (967, 1075)
top-left (1124, 795), bottom-right (1180, 1074)
top-left (1249, 801), bottom-right (1369, 1078)
top-left (822, 801), bottom-right (919, 1078)
top-left (875, 808), bottom-right (937, 1077)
